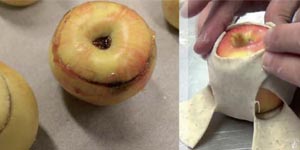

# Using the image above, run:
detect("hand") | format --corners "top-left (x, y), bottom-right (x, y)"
top-left (181, 0), bottom-right (299, 57)
top-left (263, 23), bottom-right (300, 87)
top-left (182, 0), bottom-right (300, 87)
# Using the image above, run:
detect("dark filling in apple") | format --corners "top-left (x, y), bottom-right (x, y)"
top-left (53, 42), bottom-right (153, 88)
top-left (93, 36), bottom-right (112, 50)
top-left (66, 55), bottom-right (151, 88)
top-left (89, 58), bottom-right (151, 88)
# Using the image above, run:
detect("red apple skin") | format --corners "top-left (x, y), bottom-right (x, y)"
top-left (217, 25), bottom-right (268, 58)
top-left (217, 24), bottom-right (282, 113)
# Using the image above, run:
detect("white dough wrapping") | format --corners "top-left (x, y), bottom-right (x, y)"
top-left (180, 22), bottom-right (300, 149)
top-left (253, 105), bottom-right (300, 150)
top-left (179, 86), bottom-right (215, 148)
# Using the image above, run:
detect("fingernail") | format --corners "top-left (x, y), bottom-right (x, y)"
top-left (264, 28), bottom-right (273, 50)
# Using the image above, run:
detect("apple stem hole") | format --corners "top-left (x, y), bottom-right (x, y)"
top-left (93, 36), bottom-right (112, 50)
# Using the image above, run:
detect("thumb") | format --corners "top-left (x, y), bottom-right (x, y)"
top-left (264, 23), bottom-right (300, 55)
top-left (263, 52), bottom-right (300, 87)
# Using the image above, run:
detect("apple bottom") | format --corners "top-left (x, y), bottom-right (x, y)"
top-left (255, 88), bottom-right (283, 114)
top-left (49, 48), bottom-right (156, 106)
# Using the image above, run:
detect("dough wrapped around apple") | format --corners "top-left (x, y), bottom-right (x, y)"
top-left (0, 0), bottom-right (38, 6)
top-left (180, 22), bottom-right (300, 149)
top-left (0, 62), bottom-right (38, 149)
top-left (49, 1), bottom-right (156, 106)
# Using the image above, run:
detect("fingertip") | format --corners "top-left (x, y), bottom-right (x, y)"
top-left (264, 28), bottom-right (273, 51)
top-left (264, 10), bottom-right (273, 24)
top-left (193, 34), bottom-right (212, 56)
top-left (193, 40), bottom-right (203, 54)
top-left (262, 52), bottom-right (273, 68)
top-left (262, 52), bottom-right (281, 76)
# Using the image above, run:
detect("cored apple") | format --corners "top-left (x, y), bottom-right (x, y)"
top-left (162, 0), bottom-right (179, 29)
top-left (0, 0), bottom-right (38, 6)
top-left (217, 24), bottom-right (283, 113)
top-left (217, 24), bottom-right (268, 58)
top-left (49, 1), bottom-right (156, 105)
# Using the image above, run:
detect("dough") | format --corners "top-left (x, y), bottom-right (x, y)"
top-left (180, 22), bottom-right (300, 149)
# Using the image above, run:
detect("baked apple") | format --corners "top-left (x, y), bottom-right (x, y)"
top-left (49, 1), bottom-right (156, 106)
top-left (162, 0), bottom-right (179, 29)
top-left (216, 24), bottom-right (282, 113)
top-left (0, 61), bottom-right (38, 149)
top-left (0, 0), bottom-right (38, 6)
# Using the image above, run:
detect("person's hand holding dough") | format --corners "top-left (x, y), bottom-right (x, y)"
top-left (181, 0), bottom-right (300, 87)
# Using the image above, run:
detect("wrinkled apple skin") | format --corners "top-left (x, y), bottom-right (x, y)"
top-left (217, 24), bottom-right (283, 113)
top-left (162, 0), bottom-right (179, 29)
top-left (0, 62), bottom-right (38, 150)
top-left (49, 1), bottom-right (156, 105)
top-left (0, 0), bottom-right (38, 6)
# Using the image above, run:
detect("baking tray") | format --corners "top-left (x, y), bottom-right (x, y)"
top-left (179, 11), bottom-right (300, 150)
top-left (0, 0), bottom-right (178, 149)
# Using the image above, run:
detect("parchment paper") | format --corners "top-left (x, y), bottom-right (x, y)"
top-left (0, 0), bottom-right (178, 149)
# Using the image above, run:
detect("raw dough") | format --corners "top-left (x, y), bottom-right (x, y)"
top-left (180, 22), bottom-right (300, 149)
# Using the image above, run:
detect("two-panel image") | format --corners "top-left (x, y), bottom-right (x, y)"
top-left (0, 0), bottom-right (299, 150)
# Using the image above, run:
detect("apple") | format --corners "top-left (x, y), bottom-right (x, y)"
top-left (49, 1), bottom-right (156, 106)
top-left (162, 0), bottom-right (179, 29)
top-left (0, 62), bottom-right (38, 149)
top-left (216, 24), bottom-right (283, 113)
top-left (0, 0), bottom-right (38, 6)
top-left (217, 24), bottom-right (268, 58)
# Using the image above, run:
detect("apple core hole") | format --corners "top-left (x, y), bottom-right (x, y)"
top-left (93, 36), bottom-right (112, 50)
top-left (255, 88), bottom-right (283, 115)
top-left (231, 32), bottom-right (253, 48)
